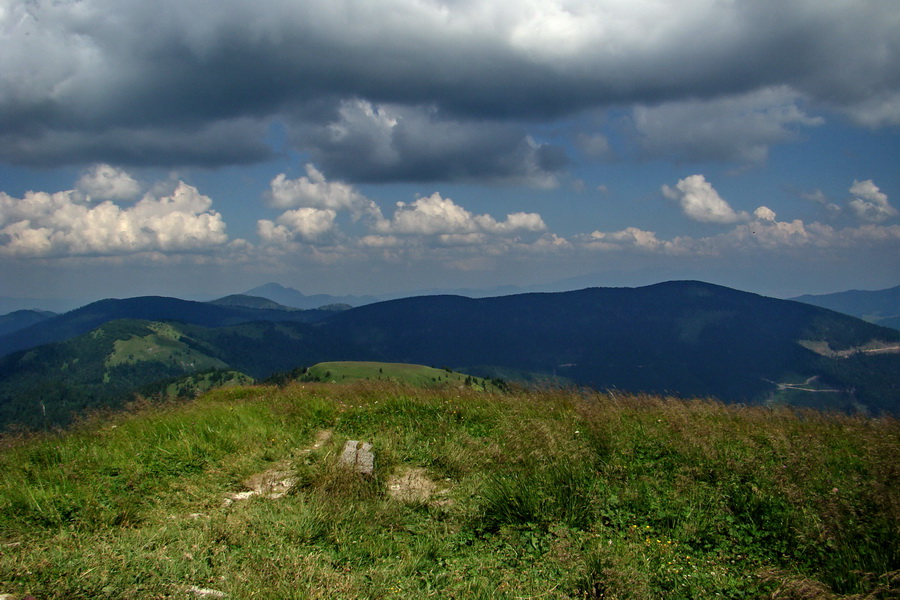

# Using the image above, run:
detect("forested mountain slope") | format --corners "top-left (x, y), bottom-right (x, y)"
top-left (2, 281), bottom-right (899, 430)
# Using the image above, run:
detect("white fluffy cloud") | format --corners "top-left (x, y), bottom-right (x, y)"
top-left (256, 166), bottom-right (899, 273)
top-left (269, 164), bottom-right (382, 219)
top-left (76, 164), bottom-right (141, 200)
top-left (753, 206), bottom-right (776, 222)
top-left (257, 208), bottom-right (338, 244)
top-left (259, 168), bottom-right (548, 254)
top-left (575, 227), bottom-right (672, 253)
top-left (0, 181), bottom-right (228, 257)
top-left (661, 175), bottom-right (749, 224)
top-left (568, 206), bottom-right (899, 259)
top-left (848, 179), bottom-right (898, 223)
top-left (377, 192), bottom-right (546, 237)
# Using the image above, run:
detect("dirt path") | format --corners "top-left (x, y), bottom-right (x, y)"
top-left (223, 430), bottom-right (332, 506)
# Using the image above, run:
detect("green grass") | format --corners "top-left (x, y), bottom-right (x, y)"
top-left (152, 370), bottom-right (256, 400)
top-left (106, 323), bottom-right (226, 371)
top-left (0, 383), bottom-right (897, 599)
top-left (304, 361), bottom-right (501, 391)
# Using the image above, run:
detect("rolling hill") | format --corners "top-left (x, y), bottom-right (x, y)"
top-left (299, 361), bottom-right (504, 391)
top-left (316, 281), bottom-right (900, 411)
top-left (0, 295), bottom-right (343, 358)
top-left (1, 280), bottom-right (899, 430)
top-left (208, 294), bottom-right (300, 311)
top-left (0, 319), bottom-right (236, 429)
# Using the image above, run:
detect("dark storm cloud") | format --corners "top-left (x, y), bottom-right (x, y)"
top-left (292, 101), bottom-right (567, 184)
top-left (1, 0), bottom-right (898, 173)
top-left (0, 119), bottom-right (274, 168)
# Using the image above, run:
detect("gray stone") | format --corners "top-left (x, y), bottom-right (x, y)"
top-left (340, 440), bottom-right (375, 475)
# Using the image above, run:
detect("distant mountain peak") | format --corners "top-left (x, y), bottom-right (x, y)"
top-left (247, 282), bottom-right (304, 295)
top-left (242, 283), bottom-right (378, 310)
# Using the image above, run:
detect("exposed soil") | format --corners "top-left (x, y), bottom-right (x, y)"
top-left (223, 430), bottom-right (332, 506)
top-left (387, 466), bottom-right (451, 505)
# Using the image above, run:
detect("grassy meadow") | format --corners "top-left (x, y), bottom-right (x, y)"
top-left (302, 362), bottom-right (502, 391)
top-left (0, 379), bottom-right (897, 599)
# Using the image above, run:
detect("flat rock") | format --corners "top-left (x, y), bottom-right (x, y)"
top-left (340, 440), bottom-right (375, 475)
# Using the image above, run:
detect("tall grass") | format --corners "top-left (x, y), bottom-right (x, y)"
top-left (0, 381), bottom-right (897, 599)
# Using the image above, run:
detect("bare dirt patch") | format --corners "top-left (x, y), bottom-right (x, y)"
top-left (305, 429), bottom-right (332, 451)
top-left (223, 463), bottom-right (297, 506)
top-left (387, 467), bottom-right (451, 505)
top-left (223, 429), bottom-right (332, 506)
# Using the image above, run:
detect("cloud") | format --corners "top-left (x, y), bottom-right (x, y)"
top-left (0, 118), bottom-right (274, 168)
top-left (566, 206), bottom-right (900, 259)
top-left (268, 164), bottom-right (383, 220)
top-left (376, 192), bottom-right (546, 237)
top-left (576, 133), bottom-right (615, 160)
top-left (254, 165), bottom-right (899, 269)
top-left (848, 179), bottom-right (898, 223)
top-left (843, 92), bottom-right (900, 128)
top-left (0, 181), bottom-right (228, 257)
top-left (259, 167), bottom-right (547, 255)
top-left (294, 100), bottom-right (567, 185)
top-left (257, 208), bottom-right (338, 244)
top-left (742, 211), bottom-right (810, 249)
top-left (76, 164), bottom-right (141, 201)
top-left (753, 206), bottom-right (776, 222)
top-left (800, 189), bottom-right (842, 216)
top-left (630, 87), bottom-right (823, 164)
top-left (575, 227), bottom-right (673, 253)
top-left (661, 175), bottom-right (749, 224)
top-left (2, 0), bottom-right (897, 172)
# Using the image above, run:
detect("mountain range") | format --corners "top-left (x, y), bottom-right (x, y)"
top-left (1, 280), bottom-right (898, 429)
top-left (791, 285), bottom-right (900, 331)
top-left (243, 283), bottom-right (379, 310)
top-left (0, 295), bottom-right (346, 358)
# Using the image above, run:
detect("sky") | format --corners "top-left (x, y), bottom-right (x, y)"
top-left (1, 0), bottom-right (899, 309)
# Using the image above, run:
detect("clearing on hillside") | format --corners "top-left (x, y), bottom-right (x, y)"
top-left (303, 361), bottom-right (501, 390)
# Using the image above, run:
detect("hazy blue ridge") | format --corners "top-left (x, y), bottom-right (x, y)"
top-left (244, 282), bottom-right (379, 310)
top-left (0, 309), bottom-right (57, 336)
top-left (0, 296), bottom-right (339, 359)
top-left (791, 285), bottom-right (900, 331)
